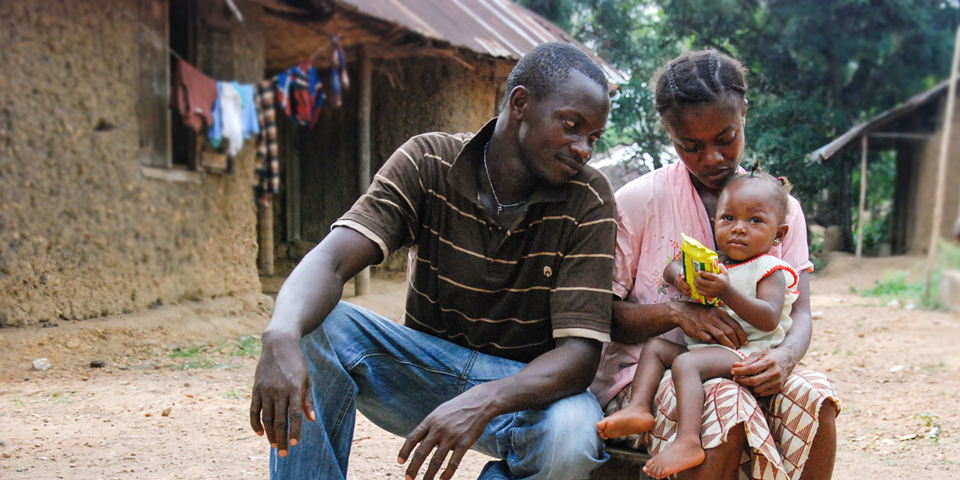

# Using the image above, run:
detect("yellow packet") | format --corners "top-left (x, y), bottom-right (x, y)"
top-left (680, 233), bottom-right (720, 305)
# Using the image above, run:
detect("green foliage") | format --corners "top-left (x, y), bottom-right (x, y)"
top-left (852, 150), bottom-right (897, 251)
top-left (222, 388), bottom-right (244, 399)
top-left (860, 269), bottom-right (925, 299)
top-left (914, 412), bottom-right (943, 443)
top-left (166, 335), bottom-right (259, 370)
top-left (520, 0), bottom-right (679, 166)
top-left (521, 0), bottom-right (960, 209)
top-left (44, 391), bottom-right (74, 405)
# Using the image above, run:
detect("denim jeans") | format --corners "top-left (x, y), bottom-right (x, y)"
top-left (269, 301), bottom-right (607, 480)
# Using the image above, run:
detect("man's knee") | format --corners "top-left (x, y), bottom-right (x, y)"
top-left (514, 392), bottom-right (607, 479)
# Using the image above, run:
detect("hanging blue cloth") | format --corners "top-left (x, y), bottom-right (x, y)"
top-left (236, 83), bottom-right (260, 139)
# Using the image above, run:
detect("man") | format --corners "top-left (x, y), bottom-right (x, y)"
top-left (249, 43), bottom-right (616, 480)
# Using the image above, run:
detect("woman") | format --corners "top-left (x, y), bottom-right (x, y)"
top-left (590, 50), bottom-right (840, 480)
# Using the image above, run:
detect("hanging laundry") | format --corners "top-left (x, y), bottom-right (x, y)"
top-left (209, 93), bottom-right (224, 148)
top-left (210, 82), bottom-right (259, 149)
top-left (254, 79), bottom-right (280, 205)
top-left (275, 61), bottom-right (324, 128)
top-left (330, 34), bottom-right (350, 108)
top-left (170, 59), bottom-right (218, 133)
top-left (218, 82), bottom-right (245, 157)
top-left (236, 83), bottom-right (260, 140)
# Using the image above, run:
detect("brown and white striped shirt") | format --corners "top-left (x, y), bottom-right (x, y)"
top-left (334, 119), bottom-right (616, 363)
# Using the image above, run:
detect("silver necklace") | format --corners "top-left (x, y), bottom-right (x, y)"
top-left (483, 143), bottom-right (531, 215)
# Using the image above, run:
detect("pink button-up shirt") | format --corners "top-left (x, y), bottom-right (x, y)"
top-left (589, 161), bottom-right (813, 406)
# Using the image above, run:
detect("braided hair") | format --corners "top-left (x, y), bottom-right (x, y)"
top-left (654, 49), bottom-right (748, 117)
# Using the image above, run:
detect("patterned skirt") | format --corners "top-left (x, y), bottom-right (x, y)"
top-left (603, 369), bottom-right (839, 480)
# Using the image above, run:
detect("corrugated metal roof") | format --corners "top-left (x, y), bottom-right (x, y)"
top-left (331, 0), bottom-right (628, 86)
top-left (807, 79), bottom-right (951, 163)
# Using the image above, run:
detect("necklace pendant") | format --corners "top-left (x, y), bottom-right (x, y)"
top-left (497, 204), bottom-right (503, 215)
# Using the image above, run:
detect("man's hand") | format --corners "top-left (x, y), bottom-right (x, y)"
top-left (249, 331), bottom-right (316, 457)
top-left (954, 215), bottom-right (960, 242)
top-left (731, 347), bottom-right (796, 397)
top-left (671, 301), bottom-right (747, 350)
top-left (398, 384), bottom-right (497, 480)
top-left (693, 265), bottom-right (730, 300)
top-left (396, 337), bottom-right (600, 480)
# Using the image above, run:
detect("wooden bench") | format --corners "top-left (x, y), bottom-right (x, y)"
top-left (590, 446), bottom-right (653, 480)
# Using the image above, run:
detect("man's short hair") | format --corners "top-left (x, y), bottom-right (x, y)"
top-left (504, 42), bottom-right (608, 108)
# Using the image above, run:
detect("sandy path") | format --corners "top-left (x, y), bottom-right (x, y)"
top-left (1, 256), bottom-right (958, 479)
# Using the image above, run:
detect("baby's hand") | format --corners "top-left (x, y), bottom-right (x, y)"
top-left (694, 264), bottom-right (730, 300)
top-left (675, 272), bottom-right (693, 297)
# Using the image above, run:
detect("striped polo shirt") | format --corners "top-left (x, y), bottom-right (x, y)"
top-left (334, 118), bottom-right (616, 363)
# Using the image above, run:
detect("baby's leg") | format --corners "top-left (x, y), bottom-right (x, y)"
top-left (643, 347), bottom-right (742, 479)
top-left (597, 338), bottom-right (685, 440)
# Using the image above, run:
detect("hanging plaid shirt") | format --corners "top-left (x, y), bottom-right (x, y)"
top-left (275, 61), bottom-right (324, 128)
top-left (254, 78), bottom-right (279, 205)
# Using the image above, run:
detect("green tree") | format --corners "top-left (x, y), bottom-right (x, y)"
top-left (520, 0), bottom-right (679, 166)
top-left (658, 0), bottom-right (959, 206)
top-left (523, 0), bottom-right (960, 247)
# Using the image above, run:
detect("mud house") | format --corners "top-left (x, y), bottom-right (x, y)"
top-left (256, 0), bottom-right (625, 278)
top-left (809, 79), bottom-right (960, 256)
top-left (0, 0), bottom-right (624, 327)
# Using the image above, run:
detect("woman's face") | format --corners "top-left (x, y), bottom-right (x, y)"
top-left (662, 94), bottom-right (745, 192)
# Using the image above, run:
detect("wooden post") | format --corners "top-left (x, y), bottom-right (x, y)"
top-left (925, 24), bottom-right (960, 301)
top-left (258, 201), bottom-right (274, 275)
top-left (856, 135), bottom-right (868, 265)
top-left (355, 44), bottom-right (373, 297)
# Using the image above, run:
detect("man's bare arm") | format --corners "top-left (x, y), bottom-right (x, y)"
top-left (249, 228), bottom-right (381, 456)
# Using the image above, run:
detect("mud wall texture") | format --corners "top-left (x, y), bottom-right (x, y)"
top-left (371, 56), bottom-right (504, 172)
top-left (910, 118), bottom-right (960, 255)
top-left (0, 0), bottom-right (265, 326)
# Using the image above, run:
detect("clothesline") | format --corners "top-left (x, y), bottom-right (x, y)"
top-left (137, 22), bottom-right (335, 83)
top-left (149, 21), bottom-right (349, 206)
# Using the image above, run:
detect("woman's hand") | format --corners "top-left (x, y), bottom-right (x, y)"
top-left (731, 347), bottom-right (797, 397)
top-left (670, 302), bottom-right (747, 350)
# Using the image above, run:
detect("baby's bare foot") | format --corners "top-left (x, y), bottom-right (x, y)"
top-left (596, 409), bottom-right (656, 440)
top-left (642, 436), bottom-right (705, 479)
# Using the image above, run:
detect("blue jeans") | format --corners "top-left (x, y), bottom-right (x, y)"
top-left (270, 301), bottom-right (607, 480)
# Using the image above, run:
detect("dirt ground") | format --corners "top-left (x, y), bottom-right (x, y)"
top-left (1, 255), bottom-right (958, 479)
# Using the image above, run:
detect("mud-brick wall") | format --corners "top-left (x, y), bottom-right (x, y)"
top-left (0, 0), bottom-right (265, 326)
top-left (371, 56), bottom-right (503, 172)
top-left (909, 116), bottom-right (960, 255)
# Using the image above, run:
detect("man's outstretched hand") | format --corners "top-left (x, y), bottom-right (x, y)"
top-left (398, 385), bottom-right (496, 480)
top-left (249, 331), bottom-right (316, 457)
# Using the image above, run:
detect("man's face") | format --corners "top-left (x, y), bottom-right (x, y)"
top-left (514, 70), bottom-right (610, 186)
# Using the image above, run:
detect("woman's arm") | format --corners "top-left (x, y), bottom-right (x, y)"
top-left (732, 270), bottom-right (812, 396)
top-left (611, 298), bottom-right (748, 349)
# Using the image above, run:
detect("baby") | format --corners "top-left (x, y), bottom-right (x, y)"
top-left (596, 172), bottom-right (800, 479)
